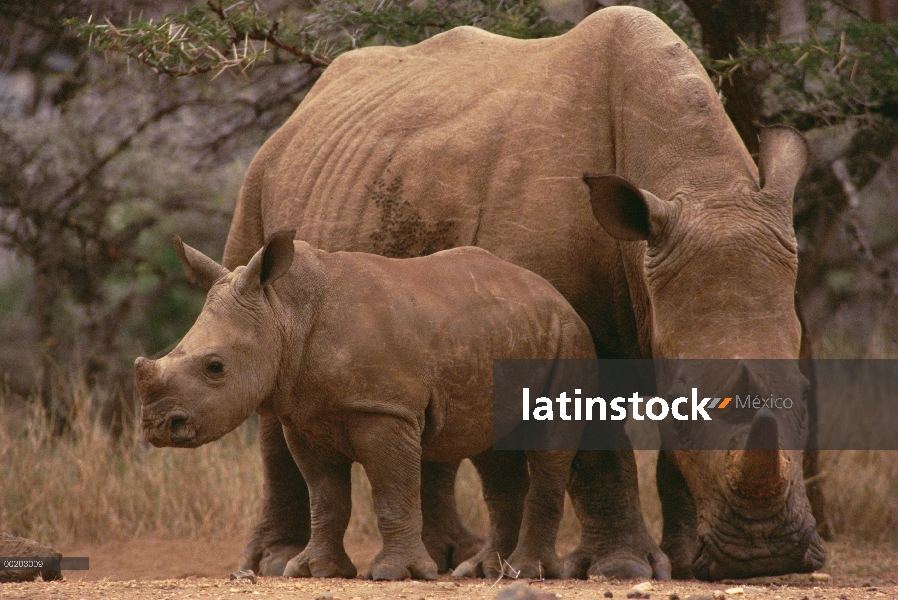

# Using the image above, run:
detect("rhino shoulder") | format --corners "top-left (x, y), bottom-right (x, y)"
top-left (303, 44), bottom-right (406, 102)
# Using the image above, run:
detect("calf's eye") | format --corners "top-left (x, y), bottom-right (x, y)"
top-left (207, 361), bottom-right (224, 375)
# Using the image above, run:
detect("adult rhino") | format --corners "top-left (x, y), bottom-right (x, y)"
top-left (223, 6), bottom-right (823, 580)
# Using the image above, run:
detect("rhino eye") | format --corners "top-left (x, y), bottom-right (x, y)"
top-left (206, 360), bottom-right (224, 376)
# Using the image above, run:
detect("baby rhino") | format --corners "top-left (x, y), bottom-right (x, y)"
top-left (135, 230), bottom-right (595, 581)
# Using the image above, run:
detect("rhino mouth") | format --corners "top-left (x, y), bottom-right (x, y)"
top-left (692, 520), bottom-right (825, 580)
top-left (142, 408), bottom-right (200, 448)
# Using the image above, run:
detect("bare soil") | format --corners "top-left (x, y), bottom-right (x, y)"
top-left (1, 538), bottom-right (895, 600)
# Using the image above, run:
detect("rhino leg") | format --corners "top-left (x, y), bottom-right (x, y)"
top-left (655, 450), bottom-right (698, 579)
top-left (281, 428), bottom-right (357, 579)
top-left (356, 418), bottom-right (438, 581)
top-left (453, 449), bottom-right (528, 578)
top-left (421, 462), bottom-right (484, 571)
top-left (798, 327), bottom-right (831, 541)
top-left (239, 414), bottom-right (311, 577)
top-left (503, 450), bottom-right (575, 578)
top-left (242, 419), bottom-right (481, 576)
top-left (564, 448), bottom-right (671, 580)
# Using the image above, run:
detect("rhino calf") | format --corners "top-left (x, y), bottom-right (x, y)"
top-left (135, 230), bottom-right (595, 581)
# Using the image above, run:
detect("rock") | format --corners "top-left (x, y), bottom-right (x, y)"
top-left (604, 592), bottom-right (613, 598)
top-left (627, 582), bottom-right (653, 598)
top-left (724, 588), bottom-right (744, 595)
top-left (810, 572), bottom-right (831, 582)
top-left (667, 594), bottom-right (679, 600)
top-left (229, 569), bottom-right (257, 583)
top-left (494, 581), bottom-right (557, 600)
top-left (0, 533), bottom-right (63, 583)
top-left (712, 592), bottom-right (725, 600)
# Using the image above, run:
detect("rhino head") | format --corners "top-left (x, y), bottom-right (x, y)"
top-left (136, 231), bottom-right (296, 448)
top-left (585, 127), bottom-right (824, 580)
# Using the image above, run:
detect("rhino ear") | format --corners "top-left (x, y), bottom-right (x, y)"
top-left (236, 229), bottom-right (296, 295)
top-left (758, 125), bottom-right (807, 196)
top-left (173, 235), bottom-right (229, 290)
top-left (583, 174), bottom-right (671, 242)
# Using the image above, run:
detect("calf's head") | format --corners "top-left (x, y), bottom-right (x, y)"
top-left (586, 127), bottom-right (823, 579)
top-left (136, 231), bottom-right (296, 448)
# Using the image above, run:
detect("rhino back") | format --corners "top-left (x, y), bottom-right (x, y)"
top-left (224, 6), bottom-right (754, 359)
top-left (294, 246), bottom-right (592, 460)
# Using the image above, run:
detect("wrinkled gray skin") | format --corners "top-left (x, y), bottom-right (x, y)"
top-left (222, 6), bottom-right (822, 580)
top-left (137, 234), bottom-right (595, 581)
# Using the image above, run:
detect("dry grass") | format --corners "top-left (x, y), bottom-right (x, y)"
top-left (1, 384), bottom-right (896, 555)
top-left (0, 385), bottom-right (263, 546)
top-left (818, 450), bottom-right (898, 543)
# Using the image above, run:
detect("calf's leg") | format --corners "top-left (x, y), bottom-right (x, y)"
top-left (239, 415), bottom-right (311, 576)
top-left (282, 428), bottom-right (357, 578)
top-left (242, 417), bottom-right (475, 575)
top-left (352, 416), bottom-right (438, 581)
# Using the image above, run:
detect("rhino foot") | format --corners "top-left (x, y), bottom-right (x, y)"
top-left (368, 551), bottom-right (438, 581)
top-left (283, 547), bottom-right (357, 579)
top-left (421, 520), bottom-right (483, 572)
top-left (245, 543), bottom-right (304, 577)
top-left (451, 547), bottom-right (506, 579)
top-left (504, 549), bottom-right (562, 579)
top-left (563, 547), bottom-right (671, 580)
top-left (561, 539), bottom-right (670, 580)
top-left (421, 461), bottom-right (484, 571)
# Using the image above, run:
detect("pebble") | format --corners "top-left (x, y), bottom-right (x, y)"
top-left (604, 592), bottom-right (613, 598)
top-left (627, 582), bottom-right (653, 598)
top-left (229, 569), bottom-right (257, 584)
top-left (810, 572), bottom-right (832, 582)
top-left (725, 588), bottom-right (744, 595)
top-left (493, 581), bottom-right (557, 600)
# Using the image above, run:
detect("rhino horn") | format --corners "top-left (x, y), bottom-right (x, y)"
top-left (726, 409), bottom-right (788, 499)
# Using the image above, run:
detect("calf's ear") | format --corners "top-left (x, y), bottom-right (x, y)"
top-left (173, 235), bottom-right (229, 290)
top-left (583, 174), bottom-right (671, 242)
top-left (237, 229), bottom-right (296, 295)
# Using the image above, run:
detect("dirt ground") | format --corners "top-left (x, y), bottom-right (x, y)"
top-left (1, 538), bottom-right (896, 600)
